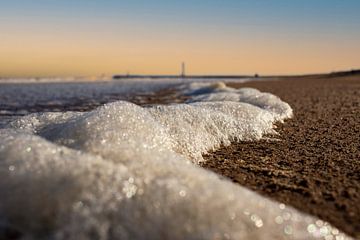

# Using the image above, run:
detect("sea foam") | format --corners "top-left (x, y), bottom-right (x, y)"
top-left (0, 82), bottom-right (351, 239)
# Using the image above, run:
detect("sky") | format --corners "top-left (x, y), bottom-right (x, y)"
top-left (0, 0), bottom-right (360, 77)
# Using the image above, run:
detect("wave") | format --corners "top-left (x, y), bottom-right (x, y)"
top-left (0, 82), bottom-right (350, 239)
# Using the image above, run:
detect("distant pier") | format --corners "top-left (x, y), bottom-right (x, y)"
top-left (113, 62), bottom-right (252, 80)
top-left (113, 74), bottom-right (251, 80)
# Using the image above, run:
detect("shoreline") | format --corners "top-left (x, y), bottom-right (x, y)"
top-left (202, 74), bottom-right (360, 238)
top-left (0, 74), bottom-right (358, 238)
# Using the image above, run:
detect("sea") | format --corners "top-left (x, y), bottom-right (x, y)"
top-left (0, 78), bottom-right (351, 239)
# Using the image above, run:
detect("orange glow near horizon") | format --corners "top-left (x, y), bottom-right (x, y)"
top-left (1, 11), bottom-right (360, 78)
top-left (1, 33), bottom-right (360, 77)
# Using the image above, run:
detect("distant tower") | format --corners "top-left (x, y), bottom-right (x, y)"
top-left (181, 62), bottom-right (186, 77)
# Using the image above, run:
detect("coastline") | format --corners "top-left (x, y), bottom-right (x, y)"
top-left (202, 74), bottom-right (360, 238)
top-left (0, 74), bottom-right (358, 238)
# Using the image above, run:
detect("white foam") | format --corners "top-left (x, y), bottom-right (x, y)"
top-left (183, 82), bottom-right (292, 121)
top-left (0, 82), bottom-right (351, 239)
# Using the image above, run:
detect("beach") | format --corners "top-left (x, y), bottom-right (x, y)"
top-left (203, 74), bottom-right (360, 238)
top-left (0, 74), bottom-right (358, 239)
top-left (3, 1), bottom-right (359, 239)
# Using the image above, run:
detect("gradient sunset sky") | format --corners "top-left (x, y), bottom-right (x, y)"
top-left (1, 0), bottom-right (360, 77)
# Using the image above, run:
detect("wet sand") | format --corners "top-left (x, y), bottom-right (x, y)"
top-left (1, 75), bottom-right (359, 238)
top-left (202, 74), bottom-right (360, 238)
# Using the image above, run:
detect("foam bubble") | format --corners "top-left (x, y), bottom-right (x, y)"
top-left (0, 82), bottom-right (351, 239)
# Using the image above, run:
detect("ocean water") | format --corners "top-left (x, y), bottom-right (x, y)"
top-left (0, 79), bottom-right (351, 239)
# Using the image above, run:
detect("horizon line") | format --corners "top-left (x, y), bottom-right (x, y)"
top-left (1, 68), bottom-right (360, 80)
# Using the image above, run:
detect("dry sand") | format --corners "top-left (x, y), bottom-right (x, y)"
top-left (202, 74), bottom-right (360, 238)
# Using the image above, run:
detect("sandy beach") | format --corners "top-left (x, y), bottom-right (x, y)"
top-left (0, 74), bottom-right (358, 239)
top-left (202, 73), bottom-right (360, 238)
top-left (2, 1), bottom-right (359, 239)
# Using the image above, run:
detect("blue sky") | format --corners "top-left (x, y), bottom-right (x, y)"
top-left (1, 0), bottom-right (359, 76)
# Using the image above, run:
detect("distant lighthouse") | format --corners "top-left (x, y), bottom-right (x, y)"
top-left (181, 62), bottom-right (186, 78)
